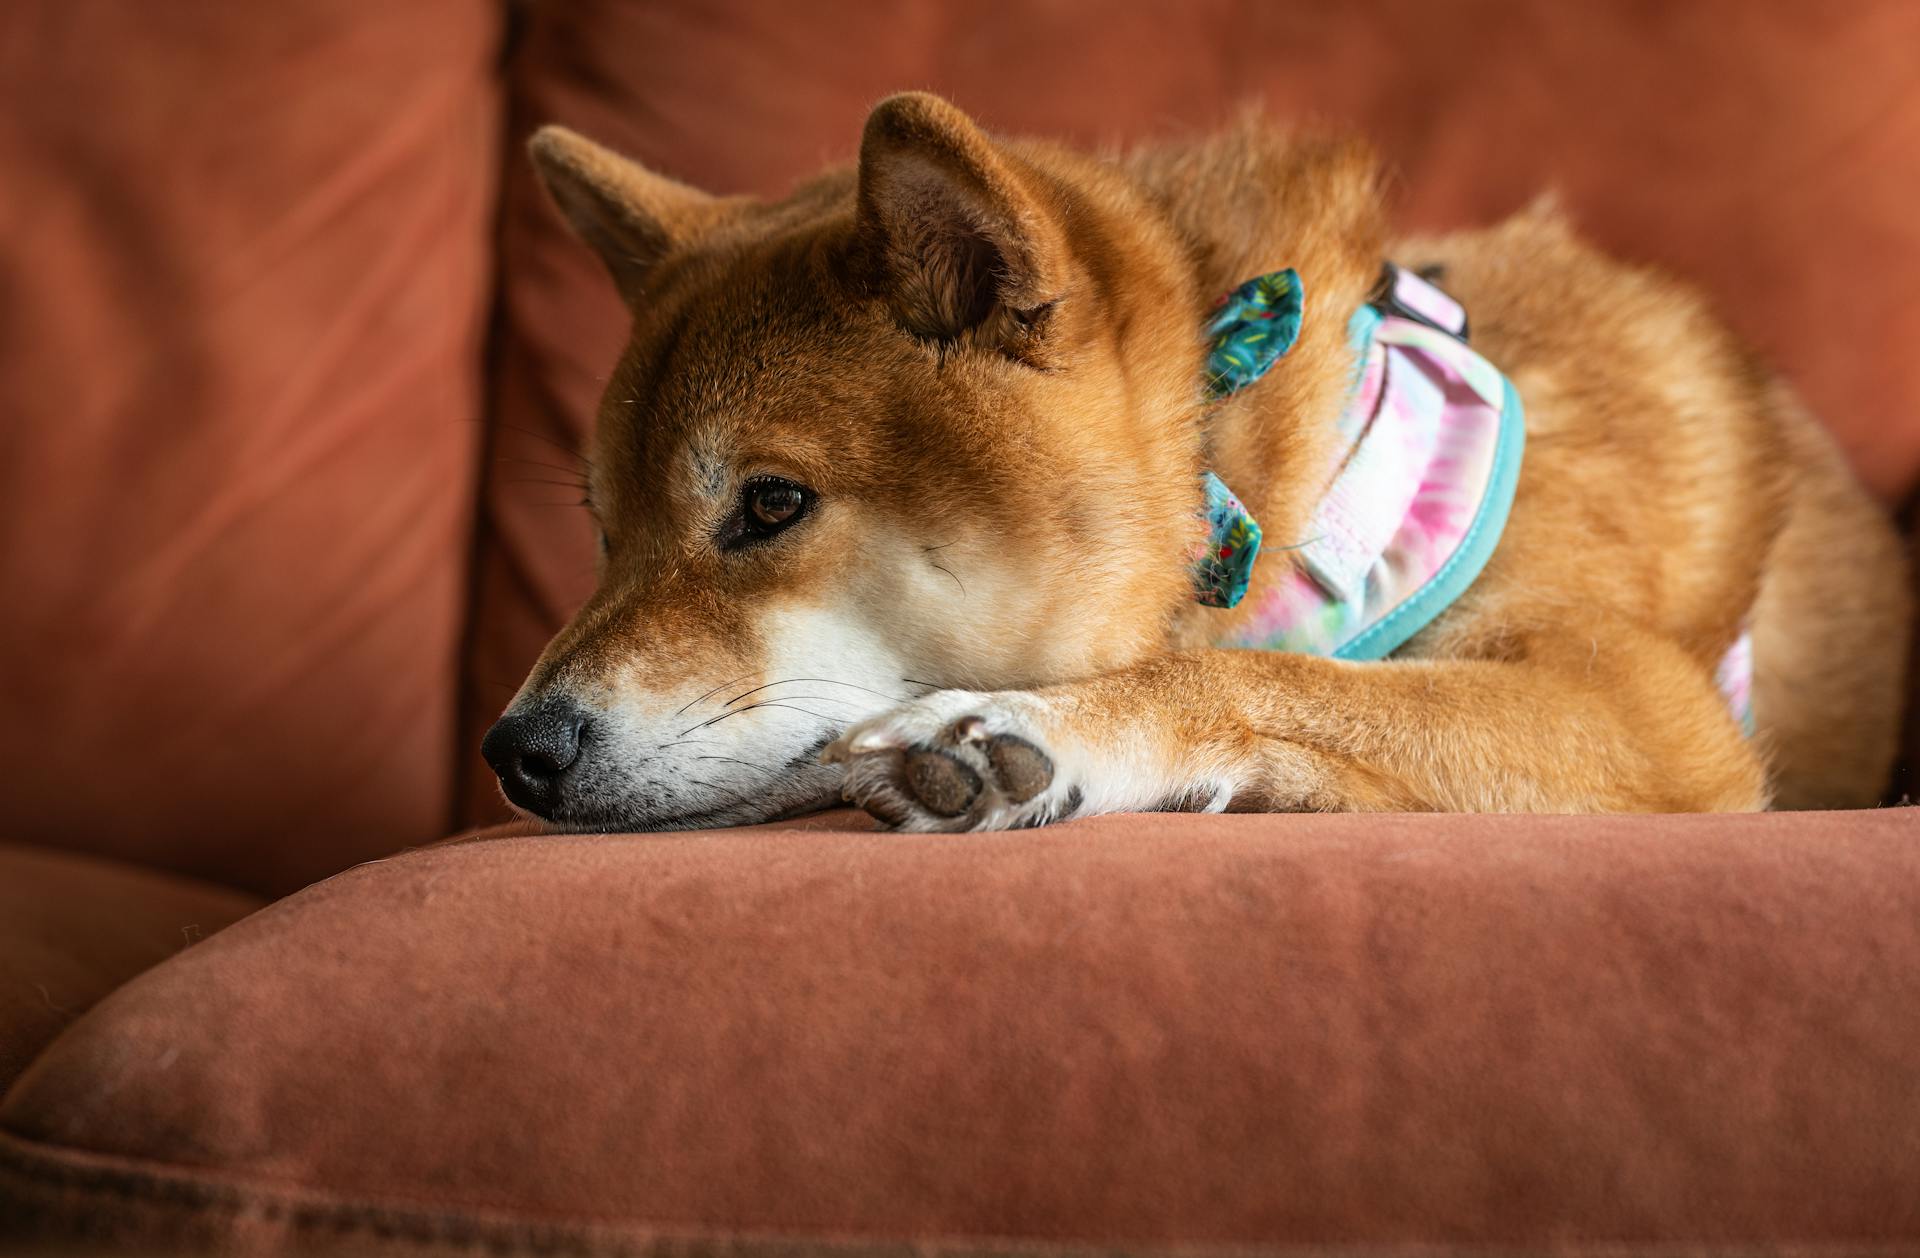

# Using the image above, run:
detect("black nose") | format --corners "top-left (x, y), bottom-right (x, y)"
top-left (481, 697), bottom-right (589, 817)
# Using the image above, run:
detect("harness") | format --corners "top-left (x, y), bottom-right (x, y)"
top-left (1190, 263), bottom-right (1753, 728)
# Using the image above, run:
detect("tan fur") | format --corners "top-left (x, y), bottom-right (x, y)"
top-left (501, 95), bottom-right (1910, 832)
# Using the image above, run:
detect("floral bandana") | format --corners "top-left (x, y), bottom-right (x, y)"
top-left (1191, 263), bottom-right (1754, 730)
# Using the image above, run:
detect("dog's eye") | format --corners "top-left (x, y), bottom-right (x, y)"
top-left (749, 481), bottom-right (806, 528)
top-left (726, 477), bottom-right (814, 549)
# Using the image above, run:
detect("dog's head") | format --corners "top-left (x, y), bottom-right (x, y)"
top-left (483, 93), bottom-right (1204, 830)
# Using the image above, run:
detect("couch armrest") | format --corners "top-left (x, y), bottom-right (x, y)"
top-left (0, 844), bottom-right (260, 1092)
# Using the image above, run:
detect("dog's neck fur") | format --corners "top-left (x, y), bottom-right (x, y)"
top-left (1117, 123), bottom-right (1390, 642)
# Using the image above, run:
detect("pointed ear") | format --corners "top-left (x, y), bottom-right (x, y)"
top-left (528, 125), bottom-right (724, 305)
top-left (855, 93), bottom-right (1069, 348)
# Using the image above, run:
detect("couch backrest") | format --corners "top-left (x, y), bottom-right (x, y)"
top-left (5, 4), bottom-right (1915, 893)
top-left (0, 2), bottom-right (502, 893)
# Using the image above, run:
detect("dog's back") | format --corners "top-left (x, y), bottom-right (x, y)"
top-left (1131, 116), bottom-right (1908, 808)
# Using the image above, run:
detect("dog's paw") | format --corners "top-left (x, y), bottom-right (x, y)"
top-left (822, 690), bottom-right (1084, 832)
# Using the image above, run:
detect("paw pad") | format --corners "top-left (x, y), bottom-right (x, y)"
top-left (828, 702), bottom-right (1066, 831)
top-left (983, 735), bottom-right (1053, 803)
top-left (905, 749), bottom-right (983, 817)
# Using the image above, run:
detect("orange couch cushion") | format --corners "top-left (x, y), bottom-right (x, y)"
top-left (0, 4), bottom-right (503, 892)
top-left (4, 811), bottom-right (1918, 1253)
top-left (463, 0), bottom-right (1920, 824)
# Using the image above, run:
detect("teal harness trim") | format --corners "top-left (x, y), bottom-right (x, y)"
top-left (1331, 374), bottom-right (1527, 661)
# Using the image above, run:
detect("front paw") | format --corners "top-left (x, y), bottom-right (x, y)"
top-left (822, 691), bottom-right (1083, 832)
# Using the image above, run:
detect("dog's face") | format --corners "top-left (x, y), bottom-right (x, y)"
top-left (483, 94), bottom-right (1201, 830)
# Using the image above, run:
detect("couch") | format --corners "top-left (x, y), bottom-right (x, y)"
top-left (3, 2), bottom-right (1917, 1253)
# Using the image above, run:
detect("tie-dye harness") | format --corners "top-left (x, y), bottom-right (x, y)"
top-left (1191, 263), bottom-right (1755, 728)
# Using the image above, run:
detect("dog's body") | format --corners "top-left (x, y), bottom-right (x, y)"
top-left (481, 94), bottom-right (1910, 831)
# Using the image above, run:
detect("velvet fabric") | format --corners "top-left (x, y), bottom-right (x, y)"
top-left (0, 1), bottom-right (503, 893)
top-left (0, 845), bottom-right (260, 1093)
top-left (5, 810), bottom-right (1919, 1253)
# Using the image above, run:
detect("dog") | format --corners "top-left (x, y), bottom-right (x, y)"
top-left (480, 92), bottom-right (1911, 832)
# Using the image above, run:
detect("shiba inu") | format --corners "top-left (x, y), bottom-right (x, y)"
top-left (480, 92), bottom-right (1910, 832)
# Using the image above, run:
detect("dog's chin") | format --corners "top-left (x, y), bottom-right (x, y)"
top-left (504, 776), bottom-right (843, 835)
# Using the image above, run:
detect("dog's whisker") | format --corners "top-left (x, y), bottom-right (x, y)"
top-left (495, 453), bottom-right (588, 475)
top-left (682, 777), bottom-right (760, 816)
top-left (692, 755), bottom-right (783, 780)
top-left (718, 694), bottom-right (863, 712)
top-left (681, 700), bottom-right (843, 737)
top-left (487, 419), bottom-right (593, 468)
top-left (497, 469), bottom-right (590, 492)
top-left (654, 737), bottom-right (721, 752)
top-left (725, 677), bottom-right (913, 706)
top-left (740, 702), bottom-right (844, 723)
top-left (676, 671), bottom-right (758, 717)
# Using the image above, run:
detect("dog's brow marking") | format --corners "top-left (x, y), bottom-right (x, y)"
top-left (692, 448), bottom-right (728, 499)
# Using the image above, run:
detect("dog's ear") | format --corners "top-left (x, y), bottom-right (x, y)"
top-left (529, 126), bottom-right (724, 305)
top-left (856, 93), bottom-right (1069, 349)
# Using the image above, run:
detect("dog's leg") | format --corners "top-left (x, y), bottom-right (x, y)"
top-left (826, 619), bottom-right (1766, 829)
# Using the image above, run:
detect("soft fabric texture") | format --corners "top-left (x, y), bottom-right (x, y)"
top-left (0, 845), bottom-right (260, 1093)
top-left (1191, 472), bottom-right (1264, 609)
top-left (1202, 267), bottom-right (1305, 399)
top-left (5, 810), bottom-right (1920, 1254)
top-left (0, 2), bottom-right (503, 893)
top-left (461, 0), bottom-right (1920, 824)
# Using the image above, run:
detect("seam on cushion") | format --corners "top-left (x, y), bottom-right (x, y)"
top-left (0, 1128), bottom-right (639, 1256)
top-left (4, 1134), bottom-right (1920, 1258)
